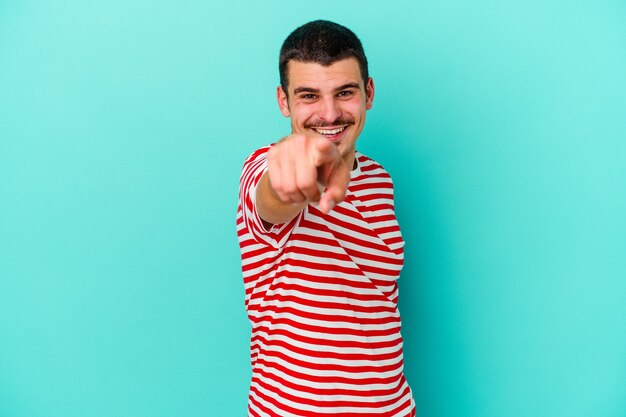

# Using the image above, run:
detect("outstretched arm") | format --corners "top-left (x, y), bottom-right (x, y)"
top-left (256, 132), bottom-right (351, 227)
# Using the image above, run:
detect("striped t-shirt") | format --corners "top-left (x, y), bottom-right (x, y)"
top-left (237, 146), bottom-right (415, 417)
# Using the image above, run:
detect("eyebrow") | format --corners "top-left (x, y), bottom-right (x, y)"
top-left (293, 86), bottom-right (320, 95)
top-left (292, 82), bottom-right (361, 95)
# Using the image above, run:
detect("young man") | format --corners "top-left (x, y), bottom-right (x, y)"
top-left (237, 20), bottom-right (415, 416)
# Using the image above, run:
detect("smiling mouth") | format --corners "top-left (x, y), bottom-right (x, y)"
top-left (312, 126), bottom-right (348, 140)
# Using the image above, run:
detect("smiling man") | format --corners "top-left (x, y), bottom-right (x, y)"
top-left (237, 20), bottom-right (415, 416)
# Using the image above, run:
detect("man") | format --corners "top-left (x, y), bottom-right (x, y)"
top-left (237, 20), bottom-right (415, 416)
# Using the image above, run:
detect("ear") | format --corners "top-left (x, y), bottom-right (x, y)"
top-left (276, 86), bottom-right (290, 117)
top-left (365, 77), bottom-right (375, 110)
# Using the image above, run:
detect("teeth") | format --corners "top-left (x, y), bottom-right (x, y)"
top-left (315, 127), bottom-right (345, 135)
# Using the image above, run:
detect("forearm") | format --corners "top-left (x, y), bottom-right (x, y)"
top-left (256, 171), bottom-right (307, 228)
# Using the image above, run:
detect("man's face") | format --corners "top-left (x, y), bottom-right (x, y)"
top-left (277, 57), bottom-right (374, 164)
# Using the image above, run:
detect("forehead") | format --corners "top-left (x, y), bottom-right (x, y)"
top-left (286, 57), bottom-right (363, 93)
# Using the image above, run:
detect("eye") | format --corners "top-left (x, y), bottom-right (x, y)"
top-left (301, 94), bottom-right (317, 100)
top-left (337, 90), bottom-right (353, 97)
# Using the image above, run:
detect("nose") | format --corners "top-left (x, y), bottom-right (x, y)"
top-left (318, 96), bottom-right (341, 123)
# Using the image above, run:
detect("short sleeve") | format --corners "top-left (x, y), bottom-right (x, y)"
top-left (238, 146), bottom-right (301, 248)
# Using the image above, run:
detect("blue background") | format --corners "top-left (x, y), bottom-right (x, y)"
top-left (1, 1), bottom-right (625, 416)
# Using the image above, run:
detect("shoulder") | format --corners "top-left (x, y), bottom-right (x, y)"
top-left (242, 144), bottom-right (273, 166)
top-left (354, 151), bottom-right (392, 179)
top-left (239, 144), bottom-right (277, 180)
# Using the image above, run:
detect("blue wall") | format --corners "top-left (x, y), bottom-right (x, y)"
top-left (1, 1), bottom-right (625, 416)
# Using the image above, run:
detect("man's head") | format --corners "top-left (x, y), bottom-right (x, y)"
top-left (277, 20), bottom-right (374, 166)
top-left (279, 20), bottom-right (369, 93)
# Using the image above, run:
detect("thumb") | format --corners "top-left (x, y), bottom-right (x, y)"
top-left (311, 136), bottom-right (339, 167)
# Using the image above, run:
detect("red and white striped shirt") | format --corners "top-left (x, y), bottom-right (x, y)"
top-left (237, 146), bottom-right (415, 417)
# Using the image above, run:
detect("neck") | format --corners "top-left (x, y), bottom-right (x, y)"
top-left (344, 151), bottom-right (357, 171)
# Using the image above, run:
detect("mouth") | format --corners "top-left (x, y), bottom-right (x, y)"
top-left (311, 125), bottom-right (349, 142)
